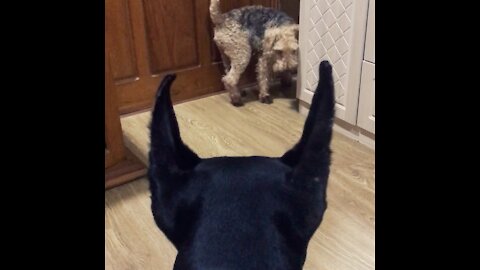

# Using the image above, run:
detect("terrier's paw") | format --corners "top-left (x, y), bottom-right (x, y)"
top-left (231, 100), bottom-right (244, 107)
top-left (231, 96), bottom-right (244, 107)
top-left (259, 95), bottom-right (273, 104)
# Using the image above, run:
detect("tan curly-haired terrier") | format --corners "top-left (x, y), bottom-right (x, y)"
top-left (210, 0), bottom-right (299, 106)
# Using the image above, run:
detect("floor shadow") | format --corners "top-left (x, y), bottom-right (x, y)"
top-left (238, 79), bottom-right (298, 106)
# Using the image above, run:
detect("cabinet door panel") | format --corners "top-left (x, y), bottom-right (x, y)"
top-left (105, 51), bottom-right (125, 169)
top-left (106, 0), bottom-right (279, 114)
top-left (364, 0), bottom-right (375, 63)
top-left (297, 0), bottom-right (369, 124)
top-left (357, 60), bottom-right (375, 133)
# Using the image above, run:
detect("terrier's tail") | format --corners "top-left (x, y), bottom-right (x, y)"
top-left (209, 0), bottom-right (224, 25)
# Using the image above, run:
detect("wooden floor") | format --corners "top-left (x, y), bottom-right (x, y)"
top-left (106, 90), bottom-right (375, 270)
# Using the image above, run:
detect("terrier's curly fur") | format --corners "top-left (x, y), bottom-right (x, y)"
top-left (210, 0), bottom-right (299, 106)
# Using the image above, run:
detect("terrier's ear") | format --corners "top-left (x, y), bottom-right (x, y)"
top-left (149, 74), bottom-right (200, 179)
top-left (281, 61), bottom-right (335, 189)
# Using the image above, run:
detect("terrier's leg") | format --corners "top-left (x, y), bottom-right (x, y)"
top-left (281, 70), bottom-right (293, 88)
top-left (256, 54), bottom-right (273, 104)
top-left (216, 34), bottom-right (251, 106)
top-left (223, 53), bottom-right (251, 106)
top-left (219, 49), bottom-right (231, 74)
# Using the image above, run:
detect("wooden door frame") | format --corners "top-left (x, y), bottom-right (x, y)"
top-left (105, 30), bottom-right (147, 189)
top-left (105, 50), bottom-right (125, 168)
top-left (106, 0), bottom-right (280, 115)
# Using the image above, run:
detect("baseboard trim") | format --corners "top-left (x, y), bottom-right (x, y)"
top-left (299, 100), bottom-right (375, 150)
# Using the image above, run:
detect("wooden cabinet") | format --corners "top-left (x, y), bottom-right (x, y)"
top-left (105, 51), bottom-right (146, 190)
top-left (105, 0), bottom-right (281, 188)
top-left (297, 0), bottom-right (374, 148)
top-left (105, 51), bottom-right (125, 169)
top-left (106, 0), bottom-right (279, 115)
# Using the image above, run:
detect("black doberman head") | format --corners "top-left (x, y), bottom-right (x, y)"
top-left (148, 61), bottom-right (335, 270)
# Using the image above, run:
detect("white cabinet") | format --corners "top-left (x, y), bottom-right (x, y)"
top-left (357, 61), bottom-right (375, 133)
top-left (297, 0), bottom-right (375, 145)
top-left (364, 0), bottom-right (374, 63)
top-left (357, 0), bottom-right (375, 134)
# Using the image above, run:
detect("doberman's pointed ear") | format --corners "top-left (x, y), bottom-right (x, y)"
top-left (281, 61), bottom-right (335, 189)
top-left (149, 74), bottom-right (200, 178)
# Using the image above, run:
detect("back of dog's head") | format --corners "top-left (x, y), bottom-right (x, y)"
top-left (149, 61), bottom-right (335, 269)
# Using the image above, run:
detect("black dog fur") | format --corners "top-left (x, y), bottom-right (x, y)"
top-left (148, 61), bottom-right (335, 269)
